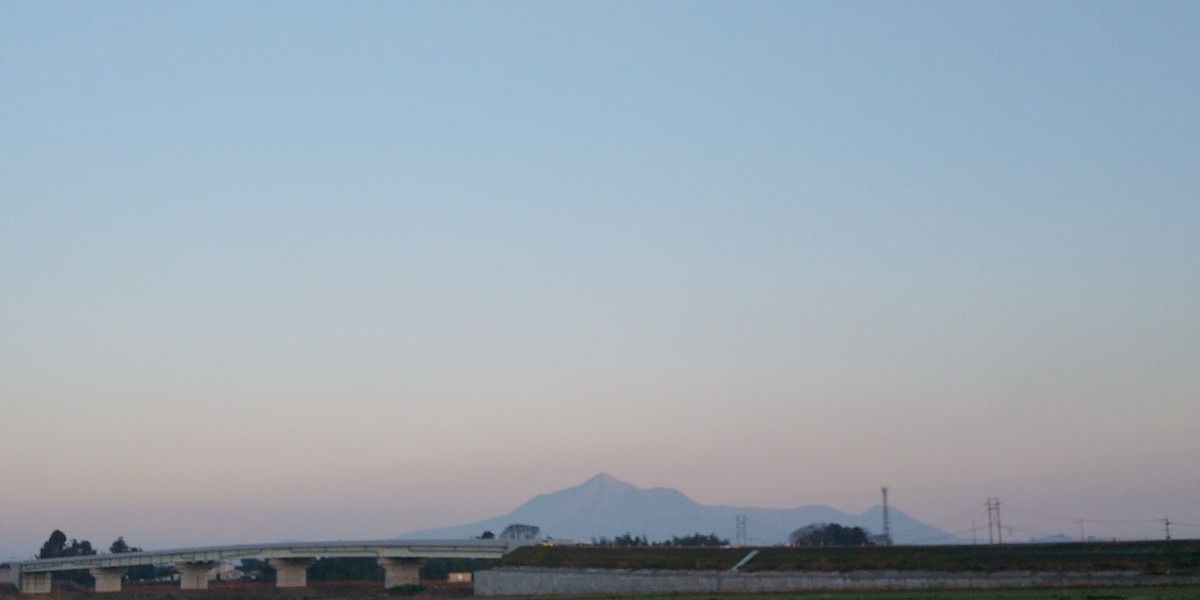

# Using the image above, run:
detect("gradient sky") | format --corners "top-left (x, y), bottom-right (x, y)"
top-left (2, 1), bottom-right (1198, 559)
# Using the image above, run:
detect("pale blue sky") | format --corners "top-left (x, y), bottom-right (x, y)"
top-left (2, 1), bottom-right (1198, 558)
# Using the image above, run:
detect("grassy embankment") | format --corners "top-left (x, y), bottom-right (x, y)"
top-left (491, 543), bottom-right (1200, 599)
top-left (502, 541), bottom-right (1200, 574)
top-left (547, 589), bottom-right (1200, 600)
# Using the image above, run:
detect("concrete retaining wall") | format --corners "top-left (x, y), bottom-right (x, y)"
top-left (475, 567), bottom-right (1200, 596)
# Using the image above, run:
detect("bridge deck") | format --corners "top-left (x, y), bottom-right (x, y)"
top-left (2, 539), bottom-right (516, 572)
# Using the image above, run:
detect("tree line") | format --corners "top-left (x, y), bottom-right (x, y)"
top-left (591, 532), bottom-right (730, 547)
top-left (32, 530), bottom-right (164, 587)
top-left (789, 523), bottom-right (882, 546)
top-left (494, 522), bottom-right (882, 547)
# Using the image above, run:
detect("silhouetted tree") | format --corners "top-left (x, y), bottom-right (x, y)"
top-left (614, 533), bottom-right (648, 547)
top-left (62, 539), bottom-right (96, 557)
top-left (499, 523), bottom-right (540, 540)
top-left (591, 533), bottom-right (649, 546)
top-left (108, 537), bottom-right (159, 582)
top-left (670, 533), bottom-right (728, 547)
top-left (35, 530), bottom-right (96, 587)
top-left (789, 523), bottom-right (874, 547)
top-left (478, 530), bottom-right (495, 540)
top-left (37, 530), bottom-right (68, 559)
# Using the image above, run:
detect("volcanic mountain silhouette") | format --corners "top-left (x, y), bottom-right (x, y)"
top-left (404, 473), bottom-right (959, 545)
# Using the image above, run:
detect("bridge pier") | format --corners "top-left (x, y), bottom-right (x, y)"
top-left (378, 558), bottom-right (425, 588)
top-left (269, 558), bottom-right (313, 588)
top-left (19, 572), bottom-right (52, 594)
top-left (90, 567), bottom-right (126, 593)
top-left (177, 562), bottom-right (216, 590)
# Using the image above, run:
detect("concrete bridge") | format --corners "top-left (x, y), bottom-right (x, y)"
top-left (0, 539), bottom-right (518, 594)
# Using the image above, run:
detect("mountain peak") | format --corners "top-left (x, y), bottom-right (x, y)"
top-left (565, 473), bottom-right (639, 509)
top-left (582, 472), bottom-right (627, 488)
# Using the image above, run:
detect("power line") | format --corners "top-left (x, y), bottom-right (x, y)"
top-left (903, 500), bottom-right (1196, 544)
top-left (1002, 524), bottom-right (1079, 540)
top-left (972, 503), bottom-right (1188, 542)
top-left (1004, 504), bottom-right (1170, 525)
top-left (911, 525), bottom-right (984, 545)
top-left (887, 505), bottom-right (985, 539)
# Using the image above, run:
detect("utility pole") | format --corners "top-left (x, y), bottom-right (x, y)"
top-left (1164, 518), bottom-right (1171, 540)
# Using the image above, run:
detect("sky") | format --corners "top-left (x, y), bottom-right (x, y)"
top-left (2, 1), bottom-right (1198, 559)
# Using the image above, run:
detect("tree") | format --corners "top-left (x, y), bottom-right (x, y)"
top-left (109, 536), bottom-right (137, 554)
top-left (592, 533), bottom-right (648, 546)
top-left (499, 523), bottom-right (540, 540)
top-left (35, 530), bottom-right (97, 559)
top-left (789, 523), bottom-right (874, 547)
top-left (62, 539), bottom-right (96, 557)
top-left (478, 530), bottom-right (495, 540)
top-left (38, 530), bottom-right (68, 559)
top-left (35, 530), bottom-right (96, 587)
top-left (670, 533), bottom-right (729, 547)
top-left (614, 533), bottom-right (648, 547)
top-left (109, 537), bottom-right (158, 582)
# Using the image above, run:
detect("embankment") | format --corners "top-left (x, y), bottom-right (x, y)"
top-left (475, 541), bottom-right (1200, 596)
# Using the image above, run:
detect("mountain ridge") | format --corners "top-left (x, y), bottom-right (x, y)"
top-left (403, 473), bottom-right (962, 545)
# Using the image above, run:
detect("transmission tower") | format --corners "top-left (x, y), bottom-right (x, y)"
top-left (881, 487), bottom-right (893, 545)
top-left (735, 514), bottom-right (748, 547)
top-left (985, 498), bottom-right (1002, 544)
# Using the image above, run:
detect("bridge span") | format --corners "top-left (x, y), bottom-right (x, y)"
top-left (0, 539), bottom-right (519, 594)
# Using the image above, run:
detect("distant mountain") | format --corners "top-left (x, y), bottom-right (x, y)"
top-left (404, 473), bottom-right (963, 545)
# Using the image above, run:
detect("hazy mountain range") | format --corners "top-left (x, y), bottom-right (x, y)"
top-left (405, 473), bottom-right (963, 545)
